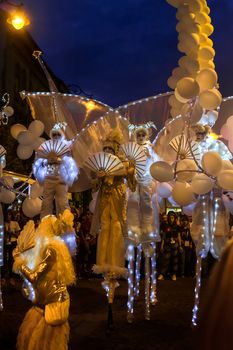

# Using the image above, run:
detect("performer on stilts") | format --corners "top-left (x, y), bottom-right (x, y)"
top-left (88, 129), bottom-right (135, 333)
top-left (126, 122), bottom-right (160, 322)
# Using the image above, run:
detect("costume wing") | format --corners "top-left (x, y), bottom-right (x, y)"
top-left (83, 152), bottom-right (124, 175)
top-left (120, 142), bottom-right (146, 177)
top-left (17, 220), bottom-right (36, 253)
top-left (37, 139), bottom-right (70, 159)
top-left (169, 135), bottom-right (201, 162)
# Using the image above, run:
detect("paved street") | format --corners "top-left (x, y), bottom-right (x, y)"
top-left (0, 278), bottom-right (198, 350)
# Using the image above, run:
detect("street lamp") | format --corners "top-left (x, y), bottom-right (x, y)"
top-left (0, 0), bottom-right (30, 30)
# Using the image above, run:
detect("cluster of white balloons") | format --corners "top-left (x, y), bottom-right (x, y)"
top-left (167, 0), bottom-right (222, 119)
top-left (11, 120), bottom-right (45, 160)
top-left (22, 180), bottom-right (43, 218)
top-left (150, 151), bottom-right (233, 212)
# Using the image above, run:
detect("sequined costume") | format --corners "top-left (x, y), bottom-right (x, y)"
top-left (13, 215), bottom-right (76, 350)
top-left (92, 175), bottom-right (127, 276)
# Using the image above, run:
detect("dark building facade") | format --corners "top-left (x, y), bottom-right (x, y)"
top-left (0, 8), bottom-right (68, 174)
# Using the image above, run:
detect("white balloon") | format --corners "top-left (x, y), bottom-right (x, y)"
top-left (221, 160), bottom-right (233, 171)
top-left (32, 137), bottom-right (46, 150)
top-left (168, 196), bottom-right (178, 206)
top-left (22, 197), bottom-right (42, 218)
top-left (17, 144), bottom-right (34, 160)
top-left (17, 130), bottom-right (35, 145)
top-left (199, 114), bottom-right (209, 125)
top-left (196, 68), bottom-right (218, 92)
top-left (199, 89), bottom-right (222, 110)
top-left (10, 124), bottom-right (27, 140)
top-left (206, 110), bottom-right (218, 127)
top-left (182, 202), bottom-right (196, 216)
top-left (150, 162), bottom-right (174, 182)
top-left (176, 77), bottom-right (200, 100)
top-left (157, 182), bottom-right (173, 198)
top-left (198, 46), bottom-right (215, 61)
top-left (201, 23), bottom-right (214, 36)
top-left (218, 170), bottom-right (233, 191)
top-left (190, 173), bottom-right (214, 195)
top-left (172, 181), bottom-right (194, 207)
top-left (0, 188), bottom-right (16, 204)
top-left (176, 159), bottom-right (198, 181)
top-left (3, 106), bottom-right (14, 117)
top-left (174, 88), bottom-right (189, 104)
top-left (2, 175), bottom-right (14, 188)
top-left (28, 120), bottom-right (45, 137)
top-left (202, 151), bottom-right (222, 176)
top-left (30, 181), bottom-right (44, 199)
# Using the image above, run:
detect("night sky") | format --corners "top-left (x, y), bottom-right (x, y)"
top-left (20, 0), bottom-right (233, 108)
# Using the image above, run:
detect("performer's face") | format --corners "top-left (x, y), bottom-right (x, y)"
top-left (52, 132), bottom-right (62, 140)
top-left (196, 132), bottom-right (206, 142)
top-left (103, 146), bottom-right (115, 155)
top-left (136, 130), bottom-right (147, 145)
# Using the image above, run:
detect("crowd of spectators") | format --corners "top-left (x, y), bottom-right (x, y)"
top-left (1, 206), bottom-right (223, 289)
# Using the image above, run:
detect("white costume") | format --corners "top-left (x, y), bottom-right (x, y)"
top-left (33, 123), bottom-right (78, 219)
top-left (127, 140), bottom-right (160, 245)
top-left (126, 123), bottom-right (160, 322)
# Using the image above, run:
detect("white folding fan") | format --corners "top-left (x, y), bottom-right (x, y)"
top-left (17, 220), bottom-right (36, 253)
top-left (120, 142), bottom-right (147, 177)
top-left (169, 135), bottom-right (201, 162)
top-left (83, 152), bottom-right (124, 175)
top-left (37, 139), bottom-right (70, 159)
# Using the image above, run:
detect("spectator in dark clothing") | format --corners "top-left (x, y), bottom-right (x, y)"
top-left (158, 211), bottom-right (182, 281)
top-left (179, 215), bottom-right (195, 277)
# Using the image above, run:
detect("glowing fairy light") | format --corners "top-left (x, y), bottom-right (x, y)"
top-left (209, 195), bottom-right (218, 259)
top-left (127, 245), bottom-right (135, 323)
top-left (134, 244), bottom-right (142, 298)
top-left (192, 256), bottom-right (202, 326)
top-left (150, 242), bottom-right (158, 306)
top-left (144, 253), bottom-right (151, 321)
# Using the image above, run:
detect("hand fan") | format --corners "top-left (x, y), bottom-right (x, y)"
top-left (120, 142), bottom-right (146, 177)
top-left (84, 152), bottom-right (124, 175)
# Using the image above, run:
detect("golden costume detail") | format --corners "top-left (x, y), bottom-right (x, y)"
top-left (13, 214), bottom-right (76, 350)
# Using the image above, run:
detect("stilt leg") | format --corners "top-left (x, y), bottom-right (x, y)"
top-left (127, 245), bottom-right (135, 323)
top-left (144, 254), bottom-right (151, 320)
top-left (192, 256), bottom-right (202, 327)
top-left (134, 244), bottom-right (142, 298)
top-left (150, 242), bottom-right (158, 306)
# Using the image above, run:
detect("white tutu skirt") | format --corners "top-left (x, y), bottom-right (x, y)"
top-left (17, 306), bottom-right (69, 350)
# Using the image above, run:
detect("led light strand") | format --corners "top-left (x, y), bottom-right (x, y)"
top-left (144, 254), bottom-right (151, 320)
top-left (200, 195), bottom-right (209, 259)
top-left (210, 196), bottom-right (219, 259)
top-left (127, 245), bottom-right (135, 323)
top-left (192, 255), bottom-right (202, 326)
top-left (134, 244), bottom-right (142, 298)
top-left (150, 242), bottom-right (158, 305)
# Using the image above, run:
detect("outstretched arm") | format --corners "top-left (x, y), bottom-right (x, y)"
top-left (14, 247), bottom-right (56, 283)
